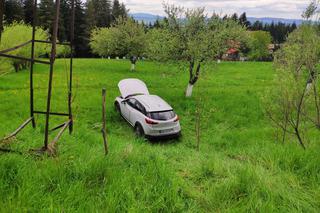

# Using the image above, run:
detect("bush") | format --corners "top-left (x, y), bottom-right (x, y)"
top-left (0, 22), bottom-right (49, 71)
top-left (0, 22), bottom-right (70, 72)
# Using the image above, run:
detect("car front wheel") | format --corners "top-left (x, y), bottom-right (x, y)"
top-left (135, 123), bottom-right (144, 137)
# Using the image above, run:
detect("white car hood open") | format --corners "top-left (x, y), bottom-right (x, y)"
top-left (118, 79), bottom-right (150, 98)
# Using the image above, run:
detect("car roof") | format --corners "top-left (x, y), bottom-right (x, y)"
top-left (133, 95), bottom-right (173, 112)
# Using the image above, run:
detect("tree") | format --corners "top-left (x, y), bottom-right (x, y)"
top-left (266, 24), bottom-right (320, 149)
top-left (0, 23), bottom-right (49, 71)
top-left (248, 31), bottom-right (272, 61)
top-left (239, 12), bottom-right (250, 28)
top-left (73, 0), bottom-right (90, 57)
top-left (38, 0), bottom-right (54, 32)
top-left (98, 0), bottom-right (112, 27)
top-left (4, 0), bottom-right (24, 24)
top-left (119, 2), bottom-right (128, 18)
top-left (302, 0), bottom-right (319, 20)
top-left (86, 0), bottom-right (112, 29)
top-left (146, 4), bottom-right (247, 97)
top-left (231, 13), bottom-right (238, 22)
top-left (23, 0), bottom-right (33, 24)
top-left (111, 0), bottom-right (121, 20)
top-left (250, 21), bottom-right (263, 31)
top-left (90, 18), bottom-right (147, 71)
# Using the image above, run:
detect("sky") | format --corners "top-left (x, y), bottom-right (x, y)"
top-left (122, 0), bottom-right (310, 19)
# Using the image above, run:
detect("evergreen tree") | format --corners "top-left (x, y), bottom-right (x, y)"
top-left (85, 0), bottom-right (97, 30)
top-left (239, 12), bottom-right (250, 28)
top-left (111, 0), bottom-right (121, 20)
top-left (291, 23), bottom-right (297, 31)
top-left (251, 21), bottom-right (263, 31)
top-left (120, 3), bottom-right (128, 18)
top-left (58, 0), bottom-right (70, 42)
top-left (4, 0), bottom-right (24, 24)
top-left (73, 0), bottom-right (90, 57)
top-left (23, 0), bottom-right (33, 24)
top-left (222, 15), bottom-right (228, 20)
top-left (97, 0), bottom-right (111, 27)
top-left (38, 0), bottom-right (54, 31)
top-left (86, 0), bottom-right (111, 28)
top-left (154, 19), bottom-right (161, 28)
top-left (231, 13), bottom-right (238, 22)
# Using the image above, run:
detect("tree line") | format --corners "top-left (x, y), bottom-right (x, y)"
top-left (2, 0), bottom-right (128, 57)
top-left (147, 12), bottom-right (297, 44)
top-left (228, 12), bottom-right (297, 44)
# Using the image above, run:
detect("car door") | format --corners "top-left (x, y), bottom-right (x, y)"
top-left (123, 98), bottom-right (137, 125)
top-left (129, 100), bottom-right (146, 125)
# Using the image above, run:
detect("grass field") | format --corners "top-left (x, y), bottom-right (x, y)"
top-left (0, 59), bottom-right (319, 212)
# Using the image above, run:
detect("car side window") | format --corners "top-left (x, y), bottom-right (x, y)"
top-left (127, 99), bottom-right (136, 108)
top-left (135, 101), bottom-right (146, 115)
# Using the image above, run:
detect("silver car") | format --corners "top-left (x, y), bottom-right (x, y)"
top-left (115, 79), bottom-right (181, 139)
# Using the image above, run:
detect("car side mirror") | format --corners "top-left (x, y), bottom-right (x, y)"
top-left (121, 100), bottom-right (127, 104)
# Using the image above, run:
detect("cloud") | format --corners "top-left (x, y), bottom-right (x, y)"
top-left (122, 0), bottom-right (309, 19)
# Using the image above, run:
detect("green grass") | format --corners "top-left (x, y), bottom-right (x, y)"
top-left (0, 59), bottom-right (319, 212)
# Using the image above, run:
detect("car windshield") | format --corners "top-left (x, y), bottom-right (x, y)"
top-left (148, 111), bottom-right (176, 121)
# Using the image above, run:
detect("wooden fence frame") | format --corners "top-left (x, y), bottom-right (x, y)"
top-left (0, 0), bottom-right (75, 154)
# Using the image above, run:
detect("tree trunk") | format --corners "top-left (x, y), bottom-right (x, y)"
top-left (185, 83), bottom-right (194, 97)
top-left (186, 60), bottom-right (203, 97)
top-left (130, 56), bottom-right (138, 71)
top-left (131, 63), bottom-right (135, 71)
top-left (13, 62), bottom-right (19, 72)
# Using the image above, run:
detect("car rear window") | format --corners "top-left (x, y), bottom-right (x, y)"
top-left (148, 111), bottom-right (176, 121)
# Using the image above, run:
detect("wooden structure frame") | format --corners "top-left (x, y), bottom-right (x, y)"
top-left (0, 0), bottom-right (75, 153)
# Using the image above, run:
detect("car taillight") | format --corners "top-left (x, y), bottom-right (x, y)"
top-left (174, 115), bottom-right (179, 122)
top-left (145, 118), bottom-right (158, 125)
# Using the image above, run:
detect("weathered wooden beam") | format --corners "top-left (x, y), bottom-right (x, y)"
top-left (44, 0), bottom-right (61, 149)
top-left (0, 117), bottom-right (33, 143)
top-left (0, 53), bottom-right (51, 65)
top-left (30, 0), bottom-right (38, 129)
top-left (47, 120), bottom-right (70, 155)
top-left (68, 0), bottom-right (75, 134)
top-left (34, 39), bottom-right (70, 46)
top-left (33, 111), bottom-right (69, 116)
top-left (0, 40), bottom-right (32, 54)
top-left (50, 121), bottom-right (69, 132)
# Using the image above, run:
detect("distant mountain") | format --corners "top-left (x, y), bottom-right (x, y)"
top-left (130, 13), bottom-right (303, 25)
top-left (130, 13), bottom-right (164, 24)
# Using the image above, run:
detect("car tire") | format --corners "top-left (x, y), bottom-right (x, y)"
top-left (135, 123), bottom-right (144, 137)
top-left (115, 102), bottom-right (121, 113)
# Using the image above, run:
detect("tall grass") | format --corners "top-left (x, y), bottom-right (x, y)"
top-left (0, 59), bottom-right (319, 212)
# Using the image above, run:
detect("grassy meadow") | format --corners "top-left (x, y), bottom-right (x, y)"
top-left (0, 59), bottom-right (319, 212)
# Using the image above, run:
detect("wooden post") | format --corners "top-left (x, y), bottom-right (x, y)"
top-left (30, 0), bottom-right (38, 128)
top-left (44, 0), bottom-right (61, 149)
top-left (102, 88), bottom-right (108, 155)
top-left (68, 0), bottom-right (75, 134)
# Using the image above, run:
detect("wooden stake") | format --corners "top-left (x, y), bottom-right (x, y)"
top-left (102, 88), bottom-right (109, 155)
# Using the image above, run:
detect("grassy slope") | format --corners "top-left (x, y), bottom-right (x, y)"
top-left (0, 59), bottom-right (319, 212)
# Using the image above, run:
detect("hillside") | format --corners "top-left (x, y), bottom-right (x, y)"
top-left (0, 60), bottom-right (319, 211)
